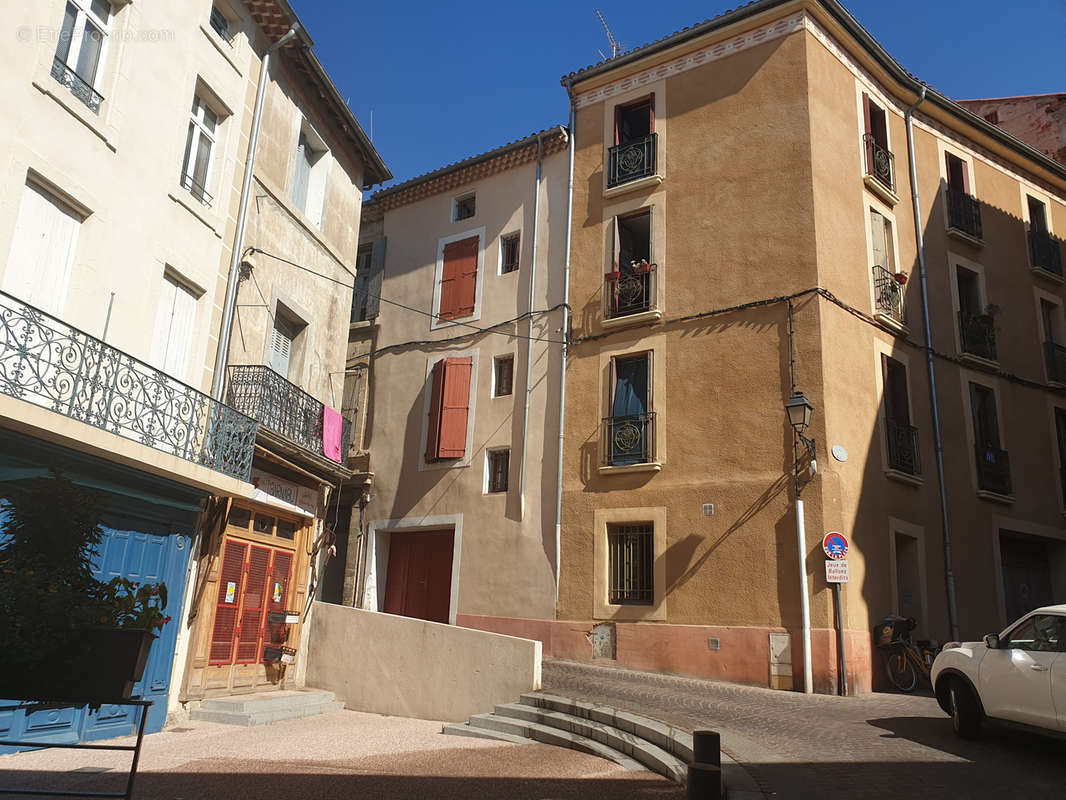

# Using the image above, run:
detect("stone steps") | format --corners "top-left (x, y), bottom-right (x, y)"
top-left (442, 691), bottom-right (695, 786)
top-left (189, 688), bottom-right (344, 727)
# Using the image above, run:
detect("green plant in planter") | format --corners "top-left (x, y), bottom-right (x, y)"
top-left (0, 472), bottom-right (170, 696)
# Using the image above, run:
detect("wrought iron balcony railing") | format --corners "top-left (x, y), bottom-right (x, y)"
top-left (51, 57), bottom-right (103, 114)
top-left (607, 134), bottom-right (658, 188)
top-left (210, 6), bottom-right (235, 45)
top-left (946, 186), bottom-right (983, 240)
top-left (872, 265), bottom-right (904, 324)
top-left (885, 419), bottom-right (921, 476)
top-left (227, 365), bottom-right (350, 463)
top-left (1029, 230), bottom-right (1063, 276)
top-left (863, 134), bottom-right (895, 193)
top-left (1045, 341), bottom-right (1066, 383)
top-left (958, 311), bottom-right (997, 362)
top-left (602, 412), bottom-right (656, 467)
top-left (975, 444), bottom-right (1012, 496)
top-left (180, 172), bottom-right (214, 208)
top-left (604, 263), bottom-right (657, 319)
top-left (0, 289), bottom-right (257, 481)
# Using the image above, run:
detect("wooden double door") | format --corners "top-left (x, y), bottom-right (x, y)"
top-left (383, 530), bottom-right (454, 624)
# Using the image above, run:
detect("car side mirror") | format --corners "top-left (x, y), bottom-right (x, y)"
top-left (983, 633), bottom-right (1000, 650)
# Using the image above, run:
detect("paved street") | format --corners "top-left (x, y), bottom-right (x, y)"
top-left (543, 659), bottom-right (1066, 800)
top-left (0, 708), bottom-right (681, 800)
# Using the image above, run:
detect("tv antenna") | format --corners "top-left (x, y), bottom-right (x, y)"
top-left (595, 9), bottom-right (622, 60)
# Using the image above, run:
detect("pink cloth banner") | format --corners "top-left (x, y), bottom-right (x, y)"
top-left (322, 406), bottom-right (344, 463)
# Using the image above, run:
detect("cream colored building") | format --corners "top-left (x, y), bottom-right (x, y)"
top-left (0, 0), bottom-right (385, 742)
top-left (325, 130), bottom-right (569, 629)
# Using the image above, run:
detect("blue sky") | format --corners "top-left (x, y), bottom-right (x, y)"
top-left (291, 1), bottom-right (1066, 188)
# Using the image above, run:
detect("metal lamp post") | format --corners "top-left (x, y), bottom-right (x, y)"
top-left (786, 391), bottom-right (815, 694)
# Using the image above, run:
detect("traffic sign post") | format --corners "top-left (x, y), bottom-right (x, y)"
top-left (823, 532), bottom-right (850, 697)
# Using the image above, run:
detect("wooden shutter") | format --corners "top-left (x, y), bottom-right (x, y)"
top-left (209, 539), bottom-right (248, 665)
top-left (439, 236), bottom-right (479, 320)
top-left (425, 359), bottom-right (446, 461)
top-left (364, 238), bottom-right (387, 319)
top-left (292, 133), bottom-right (311, 212)
top-left (862, 92), bottom-right (872, 134)
top-left (647, 93), bottom-right (655, 133)
top-left (438, 357), bottom-right (472, 458)
top-left (269, 317), bottom-right (295, 378)
top-left (235, 545), bottom-right (271, 663)
top-left (269, 549), bottom-right (293, 610)
top-left (870, 210), bottom-right (888, 268)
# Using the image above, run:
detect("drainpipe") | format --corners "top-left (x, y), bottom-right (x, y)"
top-left (518, 132), bottom-right (545, 520)
top-left (554, 88), bottom-right (576, 604)
top-left (211, 23), bottom-right (300, 400)
top-left (905, 86), bottom-right (960, 642)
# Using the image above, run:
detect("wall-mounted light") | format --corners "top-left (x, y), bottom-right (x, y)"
top-left (785, 391), bottom-right (814, 432)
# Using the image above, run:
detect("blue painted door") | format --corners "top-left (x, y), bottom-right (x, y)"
top-left (0, 523), bottom-right (191, 752)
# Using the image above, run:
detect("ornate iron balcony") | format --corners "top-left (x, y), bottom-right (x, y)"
top-left (975, 444), bottom-right (1012, 496)
top-left (227, 365), bottom-right (349, 462)
top-left (602, 412), bottom-right (656, 467)
top-left (1029, 230), bottom-right (1063, 275)
top-left (863, 134), bottom-right (895, 192)
top-left (1045, 341), bottom-right (1066, 383)
top-left (946, 186), bottom-right (982, 240)
top-left (885, 419), bottom-right (921, 476)
top-left (958, 311), bottom-right (997, 362)
top-left (0, 289), bottom-right (257, 481)
top-left (872, 265), bottom-right (904, 324)
top-left (51, 57), bottom-right (103, 114)
top-left (604, 263), bottom-right (657, 319)
top-left (607, 134), bottom-right (657, 188)
top-left (180, 172), bottom-right (214, 208)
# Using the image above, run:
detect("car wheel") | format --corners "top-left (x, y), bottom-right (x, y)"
top-left (886, 650), bottom-right (917, 692)
top-left (949, 678), bottom-right (981, 738)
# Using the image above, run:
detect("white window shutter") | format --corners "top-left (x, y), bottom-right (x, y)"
top-left (150, 275), bottom-right (198, 383)
top-left (269, 319), bottom-right (293, 378)
top-left (2, 183), bottom-right (80, 317)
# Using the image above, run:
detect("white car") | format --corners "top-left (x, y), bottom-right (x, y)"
top-left (931, 604), bottom-right (1066, 738)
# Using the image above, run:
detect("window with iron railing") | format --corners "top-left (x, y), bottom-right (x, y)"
top-left (608, 523), bottom-right (654, 605)
top-left (882, 355), bottom-right (920, 477)
top-left (608, 96), bottom-right (657, 188)
top-left (487, 449), bottom-right (509, 493)
top-left (861, 93), bottom-right (894, 192)
top-left (52, 0), bottom-right (110, 114)
top-left (970, 382), bottom-right (1011, 495)
top-left (210, 5), bottom-right (234, 44)
top-left (181, 95), bottom-right (219, 208)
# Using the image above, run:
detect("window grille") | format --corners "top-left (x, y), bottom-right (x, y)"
top-left (488, 450), bottom-right (509, 493)
top-left (608, 523), bottom-right (653, 605)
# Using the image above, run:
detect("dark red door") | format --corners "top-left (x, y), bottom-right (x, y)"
top-left (383, 530), bottom-right (454, 624)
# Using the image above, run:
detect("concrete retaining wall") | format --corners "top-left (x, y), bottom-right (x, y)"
top-left (306, 602), bottom-right (542, 721)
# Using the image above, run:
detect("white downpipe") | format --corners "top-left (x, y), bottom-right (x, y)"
top-left (211, 23), bottom-right (300, 400)
top-left (518, 133), bottom-right (544, 520)
top-left (554, 98), bottom-right (575, 604)
top-left (796, 496), bottom-right (813, 694)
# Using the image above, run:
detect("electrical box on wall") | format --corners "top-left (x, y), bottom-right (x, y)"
top-left (707, 637), bottom-right (721, 651)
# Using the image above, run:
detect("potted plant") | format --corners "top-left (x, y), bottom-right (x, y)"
top-left (0, 472), bottom-right (170, 701)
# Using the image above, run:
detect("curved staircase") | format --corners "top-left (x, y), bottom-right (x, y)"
top-left (443, 691), bottom-right (693, 784)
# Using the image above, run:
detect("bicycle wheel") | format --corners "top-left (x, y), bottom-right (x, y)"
top-left (885, 649), bottom-right (917, 692)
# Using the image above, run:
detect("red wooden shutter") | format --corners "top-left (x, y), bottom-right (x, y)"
top-left (209, 539), bottom-right (248, 665)
top-left (648, 93), bottom-right (655, 133)
top-left (425, 359), bottom-right (446, 461)
top-left (438, 357), bottom-right (472, 458)
top-left (235, 545), bottom-right (271, 663)
top-left (269, 549), bottom-right (293, 611)
top-left (862, 92), bottom-right (872, 134)
top-left (439, 236), bottom-right (479, 320)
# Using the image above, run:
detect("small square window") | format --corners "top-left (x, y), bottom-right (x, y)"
top-left (500, 233), bottom-right (520, 274)
top-left (253, 513), bottom-right (275, 536)
top-left (227, 506), bottom-right (251, 530)
top-left (488, 449), bottom-right (509, 493)
top-left (454, 193), bottom-right (476, 221)
top-left (608, 523), bottom-right (654, 605)
top-left (276, 519), bottom-right (296, 540)
top-left (493, 355), bottom-right (514, 398)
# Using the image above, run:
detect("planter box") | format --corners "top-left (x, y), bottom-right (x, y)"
top-left (4, 628), bottom-right (156, 702)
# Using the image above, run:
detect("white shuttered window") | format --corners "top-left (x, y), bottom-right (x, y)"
top-left (268, 317), bottom-right (296, 378)
top-left (2, 182), bottom-right (82, 317)
top-left (150, 274), bottom-right (198, 383)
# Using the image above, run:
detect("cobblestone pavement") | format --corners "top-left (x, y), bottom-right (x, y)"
top-left (543, 659), bottom-right (1066, 800)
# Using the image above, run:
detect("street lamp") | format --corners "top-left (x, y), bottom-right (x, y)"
top-left (786, 391), bottom-right (815, 695)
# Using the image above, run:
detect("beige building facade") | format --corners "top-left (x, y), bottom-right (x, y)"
top-left (0, 0), bottom-right (385, 743)
top-left (537, 0), bottom-right (1066, 694)
top-left (324, 131), bottom-right (569, 630)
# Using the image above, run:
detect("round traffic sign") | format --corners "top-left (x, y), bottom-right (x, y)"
top-left (822, 531), bottom-right (849, 560)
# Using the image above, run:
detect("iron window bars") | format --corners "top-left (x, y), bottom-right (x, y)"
top-left (885, 419), bottom-right (921, 476)
top-left (958, 311), bottom-right (998, 362)
top-left (863, 133), bottom-right (895, 193)
top-left (607, 133), bottom-right (657, 188)
top-left (946, 186), bottom-right (983, 240)
top-left (602, 412), bottom-right (656, 466)
top-left (605, 263), bottom-right (656, 320)
top-left (872, 265), bottom-right (904, 324)
top-left (51, 56), bottom-right (104, 114)
top-left (1029, 230), bottom-right (1063, 276)
top-left (608, 523), bottom-right (654, 605)
top-left (0, 289), bottom-right (257, 481)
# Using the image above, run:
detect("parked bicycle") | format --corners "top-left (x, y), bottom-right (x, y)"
top-left (874, 616), bottom-right (940, 692)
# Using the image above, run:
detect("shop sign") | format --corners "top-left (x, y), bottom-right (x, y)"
top-left (251, 469), bottom-right (317, 515)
